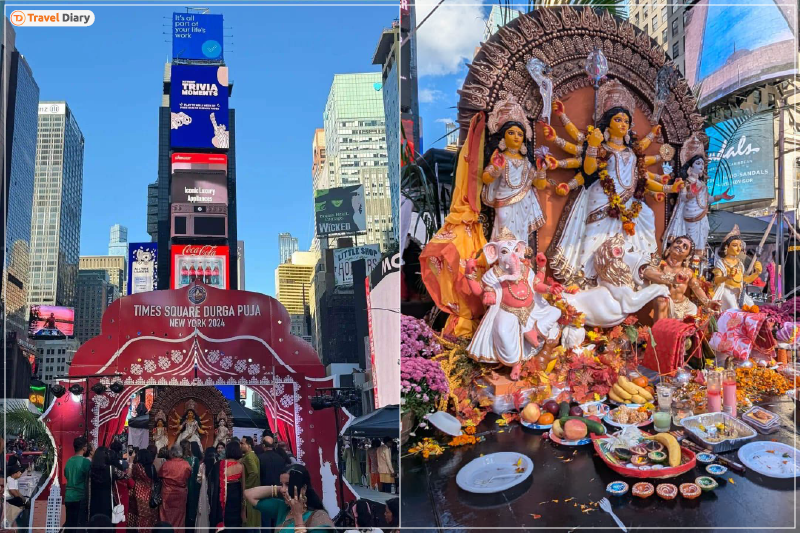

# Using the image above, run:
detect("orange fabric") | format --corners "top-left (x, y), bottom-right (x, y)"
top-left (420, 112), bottom-right (488, 337)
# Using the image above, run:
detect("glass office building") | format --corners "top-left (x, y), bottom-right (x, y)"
top-left (4, 49), bottom-right (40, 336)
top-left (28, 101), bottom-right (85, 307)
top-left (322, 73), bottom-right (393, 250)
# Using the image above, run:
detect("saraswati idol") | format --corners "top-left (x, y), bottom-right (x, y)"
top-left (542, 79), bottom-right (684, 286)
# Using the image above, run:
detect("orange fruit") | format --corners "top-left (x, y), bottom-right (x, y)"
top-left (538, 412), bottom-right (555, 425)
top-left (633, 376), bottom-right (649, 388)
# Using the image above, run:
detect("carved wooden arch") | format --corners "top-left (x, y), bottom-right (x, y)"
top-left (148, 386), bottom-right (233, 447)
top-left (457, 6), bottom-right (704, 146)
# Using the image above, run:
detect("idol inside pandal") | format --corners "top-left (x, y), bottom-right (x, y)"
top-left (662, 134), bottom-right (734, 261)
top-left (712, 225), bottom-right (763, 312)
top-left (543, 79), bottom-right (683, 287)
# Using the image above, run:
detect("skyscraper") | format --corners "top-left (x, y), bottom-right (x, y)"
top-left (108, 224), bottom-right (128, 257)
top-left (312, 128), bottom-right (328, 192)
top-left (75, 269), bottom-right (117, 343)
top-left (28, 102), bottom-right (84, 307)
top-left (2, 19), bottom-right (40, 337)
top-left (627, 1), bottom-right (669, 52)
top-left (279, 232), bottom-right (299, 264)
top-left (78, 256), bottom-right (125, 301)
top-left (275, 251), bottom-right (315, 341)
top-left (483, 5), bottom-right (522, 40)
top-left (323, 73), bottom-right (393, 250)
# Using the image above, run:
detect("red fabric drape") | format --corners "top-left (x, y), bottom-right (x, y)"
top-left (643, 319), bottom-right (698, 374)
top-left (101, 406), bottom-right (129, 446)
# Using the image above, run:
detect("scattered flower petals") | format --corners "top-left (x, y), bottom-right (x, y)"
top-left (531, 514), bottom-right (542, 520)
top-left (728, 478), bottom-right (735, 484)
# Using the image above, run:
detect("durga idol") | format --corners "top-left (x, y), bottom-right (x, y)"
top-left (544, 80), bottom-right (683, 285)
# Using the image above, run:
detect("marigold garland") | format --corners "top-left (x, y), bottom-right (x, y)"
top-left (408, 438), bottom-right (444, 459)
top-left (596, 144), bottom-right (648, 236)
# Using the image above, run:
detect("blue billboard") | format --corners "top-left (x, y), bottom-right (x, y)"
top-left (128, 243), bottom-right (158, 295)
top-left (172, 13), bottom-right (223, 60)
top-left (706, 112), bottom-right (774, 206)
top-left (170, 65), bottom-right (229, 150)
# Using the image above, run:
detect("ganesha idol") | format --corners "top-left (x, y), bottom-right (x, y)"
top-left (464, 228), bottom-right (563, 380)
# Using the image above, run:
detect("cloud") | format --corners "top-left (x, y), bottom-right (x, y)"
top-left (416, 0), bottom-right (487, 77)
top-left (435, 117), bottom-right (455, 124)
top-left (419, 88), bottom-right (445, 103)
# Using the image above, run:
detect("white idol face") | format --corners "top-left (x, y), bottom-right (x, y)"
top-left (691, 158), bottom-right (704, 174)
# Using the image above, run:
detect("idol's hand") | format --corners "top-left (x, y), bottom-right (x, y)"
top-left (545, 155), bottom-right (558, 170)
top-left (555, 183), bottom-right (570, 196)
top-left (721, 188), bottom-right (734, 200)
top-left (491, 150), bottom-right (505, 168)
top-left (587, 127), bottom-right (603, 148)
top-left (754, 261), bottom-right (763, 274)
top-left (483, 291), bottom-right (497, 306)
top-left (650, 125), bottom-right (662, 137)
top-left (671, 179), bottom-right (684, 193)
top-left (542, 123), bottom-right (557, 142)
top-left (653, 192), bottom-right (665, 202)
top-left (552, 100), bottom-right (566, 116)
top-left (465, 259), bottom-right (478, 277)
top-left (549, 283), bottom-right (564, 297)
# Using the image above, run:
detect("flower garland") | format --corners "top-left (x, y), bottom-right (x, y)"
top-left (589, 126), bottom-right (648, 236)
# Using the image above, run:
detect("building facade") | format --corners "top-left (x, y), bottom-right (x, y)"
top-left (322, 73), bottom-right (394, 250)
top-left (312, 128), bottom-right (328, 192)
top-left (484, 5), bottom-right (521, 40)
top-left (275, 251), bottom-right (315, 315)
top-left (34, 337), bottom-right (79, 385)
top-left (627, 1), bottom-right (670, 51)
top-left (78, 256), bottom-right (125, 302)
top-left (3, 20), bottom-right (40, 337)
top-left (278, 232), bottom-right (299, 264)
top-left (666, 2), bottom-right (698, 74)
top-left (28, 102), bottom-right (84, 307)
top-left (75, 269), bottom-right (117, 343)
top-left (108, 224), bottom-right (128, 257)
top-left (237, 240), bottom-right (245, 290)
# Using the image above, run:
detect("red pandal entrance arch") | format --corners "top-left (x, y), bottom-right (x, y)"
top-left (36, 284), bottom-right (353, 528)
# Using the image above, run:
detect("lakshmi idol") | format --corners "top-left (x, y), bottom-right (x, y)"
top-left (542, 80), bottom-right (683, 286)
top-left (481, 96), bottom-right (547, 244)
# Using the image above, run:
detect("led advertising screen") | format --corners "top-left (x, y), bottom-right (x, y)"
top-left (172, 12), bottom-right (223, 60)
top-left (170, 65), bottom-right (229, 150)
top-left (171, 170), bottom-right (228, 205)
top-left (171, 244), bottom-right (230, 290)
top-left (333, 245), bottom-right (381, 287)
top-left (171, 152), bottom-right (228, 172)
top-left (684, 0), bottom-right (797, 108)
top-left (128, 243), bottom-right (158, 295)
top-left (314, 185), bottom-right (367, 236)
top-left (706, 112), bottom-right (775, 205)
top-left (28, 305), bottom-right (74, 339)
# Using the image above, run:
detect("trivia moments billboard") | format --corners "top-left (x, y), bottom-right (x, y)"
top-left (170, 65), bottom-right (229, 150)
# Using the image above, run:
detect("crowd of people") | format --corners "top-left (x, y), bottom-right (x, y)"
top-left (57, 429), bottom-right (399, 533)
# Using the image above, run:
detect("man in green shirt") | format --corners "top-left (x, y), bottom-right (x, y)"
top-left (240, 436), bottom-right (261, 530)
top-left (63, 436), bottom-right (90, 530)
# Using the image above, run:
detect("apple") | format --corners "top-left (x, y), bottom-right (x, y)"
top-left (521, 403), bottom-right (541, 424)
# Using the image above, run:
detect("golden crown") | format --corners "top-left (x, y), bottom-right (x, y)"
top-left (495, 227), bottom-right (518, 242)
top-left (723, 224), bottom-right (741, 243)
top-left (595, 79), bottom-right (636, 122)
top-left (487, 96), bottom-right (533, 140)
top-left (680, 134), bottom-right (705, 164)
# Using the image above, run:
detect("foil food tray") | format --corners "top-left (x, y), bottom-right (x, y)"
top-left (680, 412), bottom-right (757, 453)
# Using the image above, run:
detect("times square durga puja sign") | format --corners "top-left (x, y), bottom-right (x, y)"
top-left (35, 283), bottom-right (353, 520)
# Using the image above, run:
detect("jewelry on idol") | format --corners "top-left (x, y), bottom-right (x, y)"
top-left (520, 144), bottom-right (527, 155)
top-left (604, 130), bottom-right (610, 142)
top-left (499, 139), bottom-right (507, 151)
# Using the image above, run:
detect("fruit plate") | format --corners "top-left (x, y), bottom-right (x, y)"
top-left (520, 420), bottom-right (552, 430)
top-left (579, 401), bottom-right (611, 418)
top-left (609, 398), bottom-right (644, 408)
top-left (548, 430), bottom-right (592, 446)
top-left (592, 433), bottom-right (697, 479)
top-left (737, 441), bottom-right (800, 479)
top-left (455, 452), bottom-right (534, 493)
top-left (604, 407), bottom-right (653, 428)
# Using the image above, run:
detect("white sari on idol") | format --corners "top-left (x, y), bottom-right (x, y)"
top-left (482, 157), bottom-right (545, 244)
top-left (662, 181), bottom-right (711, 253)
top-left (549, 146), bottom-right (656, 284)
top-left (467, 265), bottom-right (561, 366)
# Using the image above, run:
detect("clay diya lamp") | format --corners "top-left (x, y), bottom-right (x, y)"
top-left (632, 482), bottom-right (654, 499)
top-left (695, 476), bottom-right (718, 491)
top-left (656, 483), bottom-right (678, 500)
top-left (679, 483), bottom-right (701, 499)
top-left (607, 481), bottom-right (629, 497)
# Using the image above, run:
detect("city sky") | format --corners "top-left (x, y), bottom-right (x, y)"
top-left (11, 3), bottom-right (395, 296)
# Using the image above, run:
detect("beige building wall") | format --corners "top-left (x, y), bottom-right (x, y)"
top-left (78, 256), bottom-right (125, 300)
top-left (628, 1), bottom-right (670, 51)
top-left (275, 251), bottom-right (316, 315)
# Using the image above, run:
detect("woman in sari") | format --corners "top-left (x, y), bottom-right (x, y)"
top-left (158, 445), bottom-right (192, 533)
top-left (195, 447), bottom-right (216, 531)
top-left (182, 441), bottom-right (201, 528)
top-left (129, 448), bottom-right (159, 532)
top-left (244, 464), bottom-right (334, 533)
top-left (208, 440), bottom-right (245, 529)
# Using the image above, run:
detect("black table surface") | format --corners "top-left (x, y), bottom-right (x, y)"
top-left (401, 399), bottom-right (799, 531)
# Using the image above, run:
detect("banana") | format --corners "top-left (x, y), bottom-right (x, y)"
top-left (634, 385), bottom-right (654, 402)
top-left (612, 383), bottom-right (632, 400)
top-left (617, 376), bottom-right (640, 396)
top-left (630, 394), bottom-right (647, 404)
top-left (645, 433), bottom-right (681, 467)
top-left (608, 389), bottom-right (626, 404)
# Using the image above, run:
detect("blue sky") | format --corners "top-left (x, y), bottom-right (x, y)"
top-left (10, 2), bottom-right (396, 296)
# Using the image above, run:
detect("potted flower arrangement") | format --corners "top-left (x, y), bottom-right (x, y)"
top-left (401, 356), bottom-right (449, 444)
top-left (401, 315), bottom-right (443, 358)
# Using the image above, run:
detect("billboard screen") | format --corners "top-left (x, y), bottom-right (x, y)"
top-left (314, 185), bottom-right (367, 236)
top-left (684, 0), bottom-right (797, 108)
top-left (170, 65), bottom-right (229, 150)
top-left (706, 112), bottom-right (775, 205)
top-left (171, 152), bottom-right (228, 172)
top-left (171, 244), bottom-right (230, 290)
top-left (28, 305), bottom-right (74, 339)
top-left (172, 12), bottom-right (223, 60)
top-left (171, 170), bottom-right (228, 205)
top-left (333, 245), bottom-right (381, 287)
top-left (128, 243), bottom-right (158, 295)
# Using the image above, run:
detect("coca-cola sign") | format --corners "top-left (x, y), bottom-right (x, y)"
top-left (172, 244), bottom-right (229, 289)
